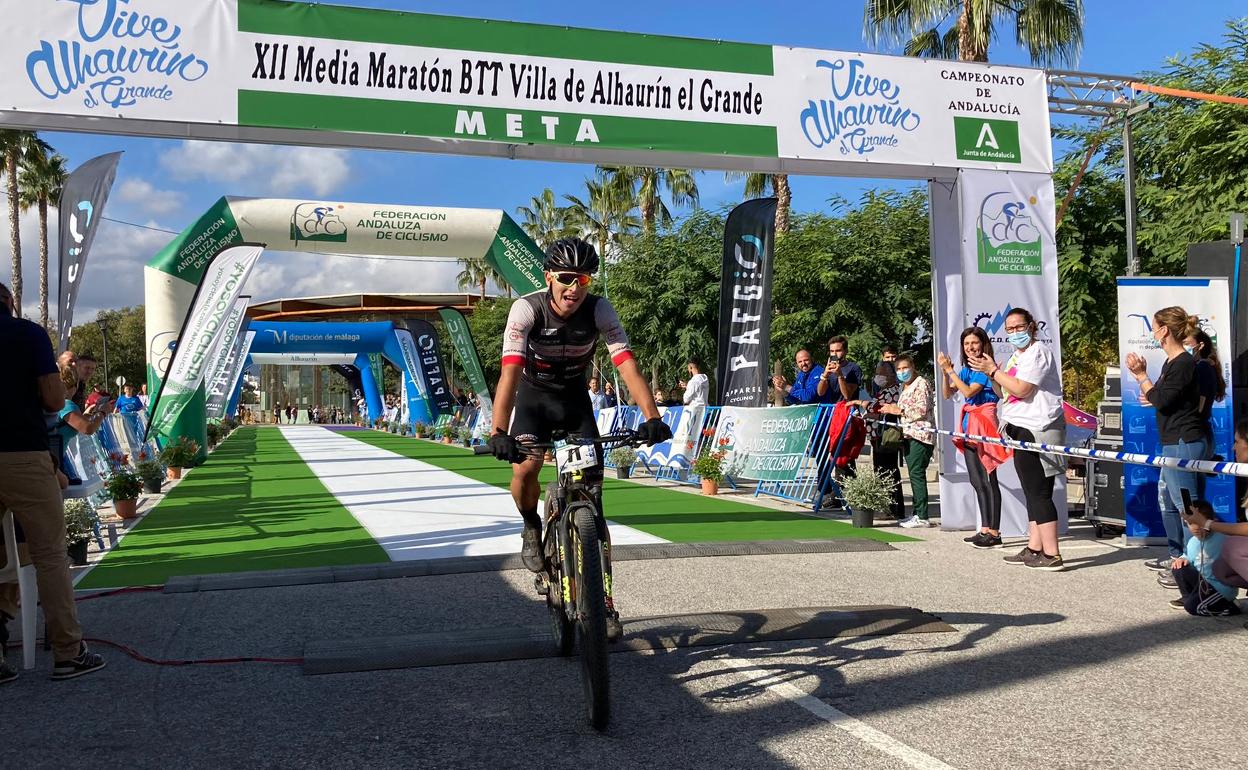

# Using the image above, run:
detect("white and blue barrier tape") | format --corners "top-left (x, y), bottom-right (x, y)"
top-left (861, 415), bottom-right (1248, 478)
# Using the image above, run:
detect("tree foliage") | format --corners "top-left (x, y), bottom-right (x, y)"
top-left (67, 305), bottom-right (147, 391)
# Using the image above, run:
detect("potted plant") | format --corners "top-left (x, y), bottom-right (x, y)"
top-left (106, 468), bottom-right (143, 520)
top-left (399, 422), bottom-right (411, 437)
top-left (413, 421), bottom-right (426, 438)
top-left (838, 467), bottom-right (899, 528)
top-left (206, 422), bottom-right (221, 449)
top-left (692, 433), bottom-right (732, 495)
top-left (459, 426), bottom-right (473, 447)
top-left (159, 436), bottom-right (199, 480)
top-left (64, 498), bottom-right (95, 566)
top-left (440, 425), bottom-right (455, 444)
top-left (609, 446), bottom-right (637, 479)
top-left (136, 459), bottom-right (164, 494)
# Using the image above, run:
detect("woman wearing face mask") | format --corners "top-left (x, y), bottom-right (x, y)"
top-left (1181, 328), bottom-right (1225, 453)
top-left (939, 326), bottom-right (1010, 548)
top-left (876, 354), bottom-right (934, 528)
top-left (859, 361), bottom-right (906, 520)
top-left (1125, 306), bottom-right (1207, 580)
top-left (969, 307), bottom-right (1066, 570)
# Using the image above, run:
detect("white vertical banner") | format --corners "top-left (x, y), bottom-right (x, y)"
top-left (206, 325), bottom-right (254, 420)
top-left (199, 296), bottom-right (250, 414)
top-left (948, 170), bottom-right (1064, 537)
top-left (147, 243), bottom-right (263, 438)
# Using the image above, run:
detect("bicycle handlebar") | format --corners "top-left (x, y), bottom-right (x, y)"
top-left (472, 430), bottom-right (642, 456)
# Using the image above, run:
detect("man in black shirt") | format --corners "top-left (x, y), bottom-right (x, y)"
top-left (0, 282), bottom-right (105, 683)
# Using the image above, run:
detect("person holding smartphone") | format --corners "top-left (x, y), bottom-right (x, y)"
top-left (816, 335), bottom-right (862, 404)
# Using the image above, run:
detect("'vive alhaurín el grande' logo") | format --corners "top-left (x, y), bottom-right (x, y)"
top-left (25, 0), bottom-right (209, 110)
top-left (976, 191), bottom-right (1042, 275)
top-left (798, 58), bottom-right (922, 157)
top-left (291, 203), bottom-right (348, 244)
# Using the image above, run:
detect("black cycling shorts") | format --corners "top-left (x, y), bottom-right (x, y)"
top-left (509, 377), bottom-right (599, 444)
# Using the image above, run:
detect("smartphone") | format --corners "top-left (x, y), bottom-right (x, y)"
top-left (1180, 488), bottom-right (1194, 516)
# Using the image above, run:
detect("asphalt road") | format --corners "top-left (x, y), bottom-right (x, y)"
top-left (7, 523), bottom-right (1247, 769)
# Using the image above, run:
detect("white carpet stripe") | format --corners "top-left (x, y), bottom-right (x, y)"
top-left (280, 426), bottom-right (665, 561)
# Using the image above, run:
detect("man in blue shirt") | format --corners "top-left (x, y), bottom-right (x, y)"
top-left (0, 282), bottom-right (105, 683)
top-left (114, 384), bottom-right (143, 413)
top-left (816, 335), bottom-right (862, 404)
top-left (773, 349), bottom-right (831, 405)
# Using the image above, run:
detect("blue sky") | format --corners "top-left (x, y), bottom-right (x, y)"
top-left (8, 1), bottom-right (1239, 319)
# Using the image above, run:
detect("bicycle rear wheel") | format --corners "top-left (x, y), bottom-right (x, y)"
top-left (572, 504), bottom-right (610, 730)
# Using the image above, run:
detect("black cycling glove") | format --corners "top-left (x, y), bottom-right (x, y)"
top-left (636, 417), bottom-right (673, 446)
top-left (488, 431), bottom-right (524, 463)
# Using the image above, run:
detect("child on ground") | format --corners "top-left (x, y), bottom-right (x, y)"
top-left (1170, 500), bottom-right (1241, 616)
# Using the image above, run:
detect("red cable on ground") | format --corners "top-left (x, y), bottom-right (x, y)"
top-left (75, 585), bottom-right (164, 601)
top-left (82, 638), bottom-right (304, 667)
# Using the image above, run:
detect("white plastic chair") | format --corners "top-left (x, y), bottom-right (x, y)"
top-left (0, 510), bottom-right (38, 670)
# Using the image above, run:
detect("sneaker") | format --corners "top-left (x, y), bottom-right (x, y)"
top-left (972, 534), bottom-right (1003, 549)
top-left (520, 525), bottom-right (544, 573)
top-left (51, 643), bottom-right (106, 681)
top-left (1025, 552), bottom-right (1065, 572)
top-left (1144, 557), bottom-right (1173, 572)
top-left (964, 532), bottom-right (986, 543)
top-left (606, 611), bottom-right (624, 643)
top-left (899, 516), bottom-right (931, 529)
top-left (1168, 599), bottom-right (1186, 611)
top-left (0, 658), bottom-right (16, 685)
top-left (1157, 572), bottom-right (1179, 590)
top-left (1004, 546), bottom-right (1039, 565)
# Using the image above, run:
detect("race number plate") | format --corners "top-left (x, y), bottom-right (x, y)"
top-left (555, 443), bottom-right (598, 473)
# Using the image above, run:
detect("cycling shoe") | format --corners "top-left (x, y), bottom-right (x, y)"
top-left (520, 526), bottom-right (545, 573)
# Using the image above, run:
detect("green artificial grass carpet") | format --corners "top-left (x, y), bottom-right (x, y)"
top-left (346, 431), bottom-right (914, 545)
top-left (77, 428), bottom-right (388, 589)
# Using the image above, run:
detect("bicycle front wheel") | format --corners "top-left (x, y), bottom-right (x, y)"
top-left (572, 504), bottom-right (610, 731)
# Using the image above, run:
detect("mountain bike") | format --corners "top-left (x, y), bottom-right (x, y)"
top-left (476, 429), bottom-right (637, 731)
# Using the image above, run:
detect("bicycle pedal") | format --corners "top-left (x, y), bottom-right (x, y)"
top-left (534, 575), bottom-right (549, 596)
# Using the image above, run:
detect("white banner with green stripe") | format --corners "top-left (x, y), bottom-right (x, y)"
top-left (3, 0), bottom-right (1052, 175)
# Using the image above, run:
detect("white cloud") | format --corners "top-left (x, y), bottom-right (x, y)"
top-left (116, 178), bottom-right (184, 216)
top-left (160, 140), bottom-right (351, 197)
top-left (246, 251), bottom-right (473, 303)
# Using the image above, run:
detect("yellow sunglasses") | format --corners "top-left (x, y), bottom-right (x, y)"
top-left (551, 272), bottom-right (592, 287)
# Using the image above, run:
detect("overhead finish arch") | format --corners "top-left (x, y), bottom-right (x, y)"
top-left (143, 197), bottom-right (547, 451)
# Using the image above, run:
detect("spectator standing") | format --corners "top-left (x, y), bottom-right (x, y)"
top-left (773, 349), bottom-right (830, 405)
top-left (114, 384), bottom-right (143, 413)
top-left (880, 345), bottom-right (898, 364)
top-left (0, 282), bottom-right (106, 683)
top-left (816, 336), bottom-right (862, 404)
top-left (602, 381), bottom-right (619, 408)
top-left (860, 361), bottom-right (905, 520)
top-left (970, 307), bottom-right (1066, 571)
top-left (1125, 306), bottom-right (1208, 581)
top-left (54, 365), bottom-right (111, 481)
top-left (1183, 328), bottom-right (1225, 453)
top-left (70, 353), bottom-right (98, 409)
top-left (587, 377), bottom-right (606, 411)
top-left (877, 354), bottom-right (934, 528)
top-left (939, 327), bottom-right (1008, 548)
top-left (138, 383), bottom-right (149, 409)
top-left (679, 359), bottom-right (709, 408)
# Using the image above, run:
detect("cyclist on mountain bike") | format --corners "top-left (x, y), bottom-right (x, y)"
top-left (487, 238), bottom-right (672, 632)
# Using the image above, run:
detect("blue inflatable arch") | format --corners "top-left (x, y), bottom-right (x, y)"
top-left (240, 320), bottom-right (435, 425)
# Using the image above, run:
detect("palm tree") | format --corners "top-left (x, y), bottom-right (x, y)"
top-left (724, 172), bottom-right (793, 233)
top-left (18, 147), bottom-right (68, 329)
top-left (455, 259), bottom-right (491, 299)
top-left (598, 166), bottom-right (699, 234)
top-left (862, 0), bottom-right (1084, 65)
top-left (565, 180), bottom-right (640, 265)
top-left (0, 130), bottom-right (49, 318)
top-left (516, 188), bottom-right (576, 249)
